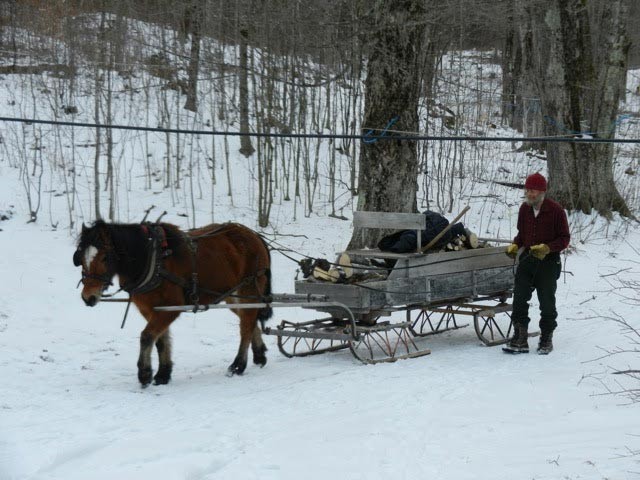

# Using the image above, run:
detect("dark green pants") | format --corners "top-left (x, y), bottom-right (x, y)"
top-left (511, 252), bottom-right (562, 333)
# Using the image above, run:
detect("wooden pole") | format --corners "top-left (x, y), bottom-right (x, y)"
top-left (420, 206), bottom-right (470, 253)
top-left (478, 237), bottom-right (513, 244)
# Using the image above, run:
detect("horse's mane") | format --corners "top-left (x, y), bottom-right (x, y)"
top-left (78, 220), bottom-right (187, 281)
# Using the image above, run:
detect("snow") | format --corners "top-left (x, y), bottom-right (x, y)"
top-left (0, 28), bottom-right (639, 480)
top-left (1, 164), bottom-right (639, 479)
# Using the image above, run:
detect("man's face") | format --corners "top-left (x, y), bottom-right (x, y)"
top-left (525, 188), bottom-right (544, 206)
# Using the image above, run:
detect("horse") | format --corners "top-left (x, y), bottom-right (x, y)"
top-left (73, 220), bottom-right (272, 385)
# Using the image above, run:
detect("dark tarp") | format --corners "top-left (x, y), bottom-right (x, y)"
top-left (377, 211), bottom-right (466, 253)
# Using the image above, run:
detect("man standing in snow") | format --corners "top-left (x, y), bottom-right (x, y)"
top-left (503, 173), bottom-right (570, 355)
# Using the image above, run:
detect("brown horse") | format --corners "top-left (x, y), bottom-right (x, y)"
top-left (73, 220), bottom-right (272, 385)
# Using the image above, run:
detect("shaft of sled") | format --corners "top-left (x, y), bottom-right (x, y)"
top-left (155, 301), bottom-right (340, 312)
top-left (101, 293), bottom-right (328, 305)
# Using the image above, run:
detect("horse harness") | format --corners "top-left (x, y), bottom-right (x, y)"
top-left (124, 224), bottom-right (269, 310)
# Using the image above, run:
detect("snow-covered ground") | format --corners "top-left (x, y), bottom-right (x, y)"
top-left (0, 25), bottom-right (639, 479)
top-left (1, 159), bottom-right (639, 479)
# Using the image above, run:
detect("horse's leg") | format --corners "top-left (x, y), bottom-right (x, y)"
top-left (227, 310), bottom-right (257, 376)
top-left (251, 325), bottom-right (267, 367)
top-left (137, 311), bottom-right (179, 386)
top-left (154, 329), bottom-right (173, 385)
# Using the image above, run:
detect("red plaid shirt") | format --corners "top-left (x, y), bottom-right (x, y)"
top-left (513, 198), bottom-right (570, 253)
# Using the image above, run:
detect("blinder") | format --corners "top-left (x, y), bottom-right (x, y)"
top-left (73, 248), bottom-right (82, 267)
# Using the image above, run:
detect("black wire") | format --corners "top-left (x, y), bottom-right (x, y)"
top-left (2, 116), bottom-right (640, 144)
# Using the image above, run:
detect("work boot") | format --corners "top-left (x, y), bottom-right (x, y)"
top-left (537, 330), bottom-right (554, 355)
top-left (509, 322), bottom-right (520, 343)
top-left (502, 322), bottom-right (529, 353)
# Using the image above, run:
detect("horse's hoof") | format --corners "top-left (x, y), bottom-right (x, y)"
top-left (153, 365), bottom-right (172, 385)
top-left (226, 367), bottom-right (245, 376)
top-left (252, 345), bottom-right (268, 367)
top-left (227, 360), bottom-right (246, 376)
top-left (153, 373), bottom-right (171, 385)
top-left (138, 367), bottom-right (153, 386)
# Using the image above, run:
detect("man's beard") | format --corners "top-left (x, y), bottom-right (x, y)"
top-left (525, 194), bottom-right (544, 207)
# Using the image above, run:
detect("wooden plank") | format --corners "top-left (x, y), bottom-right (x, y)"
top-left (388, 247), bottom-right (512, 280)
top-left (353, 211), bottom-right (426, 230)
top-left (295, 280), bottom-right (385, 314)
top-left (420, 246), bottom-right (508, 262)
top-left (345, 238), bottom-right (507, 261)
top-left (425, 266), bottom-right (513, 304)
top-left (429, 271), bottom-right (475, 302)
top-left (474, 267), bottom-right (514, 296)
top-left (376, 277), bottom-right (431, 306)
top-left (478, 237), bottom-right (513, 244)
top-left (344, 248), bottom-right (422, 260)
top-left (295, 281), bottom-right (362, 303)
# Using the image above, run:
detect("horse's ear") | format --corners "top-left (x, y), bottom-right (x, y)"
top-left (81, 223), bottom-right (88, 233)
top-left (73, 248), bottom-right (82, 267)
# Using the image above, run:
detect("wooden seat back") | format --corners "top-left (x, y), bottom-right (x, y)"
top-left (353, 211), bottom-right (426, 254)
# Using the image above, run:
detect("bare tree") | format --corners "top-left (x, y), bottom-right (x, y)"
top-left (238, 22), bottom-right (255, 157)
top-left (183, 0), bottom-right (201, 112)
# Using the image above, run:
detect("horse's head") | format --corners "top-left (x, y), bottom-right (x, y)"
top-left (74, 221), bottom-right (117, 307)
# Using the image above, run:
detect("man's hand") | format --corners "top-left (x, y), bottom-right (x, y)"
top-left (505, 243), bottom-right (519, 259)
top-left (530, 243), bottom-right (550, 260)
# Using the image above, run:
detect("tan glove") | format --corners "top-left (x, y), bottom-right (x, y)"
top-left (505, 243), bottom-right (519, 259)
top-left (530, 243), bottom-right (550, 260)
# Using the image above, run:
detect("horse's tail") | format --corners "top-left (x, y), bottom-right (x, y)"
top-left (257, 234), bottom-right (273, 322)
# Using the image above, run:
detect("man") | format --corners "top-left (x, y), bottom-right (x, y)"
top-left (503, 173), bottom-right (570, 355)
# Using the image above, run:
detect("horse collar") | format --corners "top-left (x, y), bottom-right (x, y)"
top-left (125, 224), bottom-right (170, 295)
top-left (141, 224), bottom-right (169, 250)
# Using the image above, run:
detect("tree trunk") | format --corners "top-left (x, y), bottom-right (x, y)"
top-left (93, 10), bottom-right (106, 221)
top-left (184, 1), bottom-right (201, 113)
top-left (348, 0), bottom-right (425, 249)
top-left (503, 1), bottom-right (545, 151)
top-left (238, 26), bottom-right (255, 157)
top-left (501, 2), bottom-right (519, 128)
top-left (537, 0), bottom-right (630, 218)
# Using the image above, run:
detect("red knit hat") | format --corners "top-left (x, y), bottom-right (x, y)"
top-left (524, 173), bottom-right (547, 191)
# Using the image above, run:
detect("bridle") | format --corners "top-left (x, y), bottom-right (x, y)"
top-left (74, 241), bottom-right (117, 293)
top-left (74, 224), bottom-right (168, 298)
top-left (79, 269), bottom-right (114, 290)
